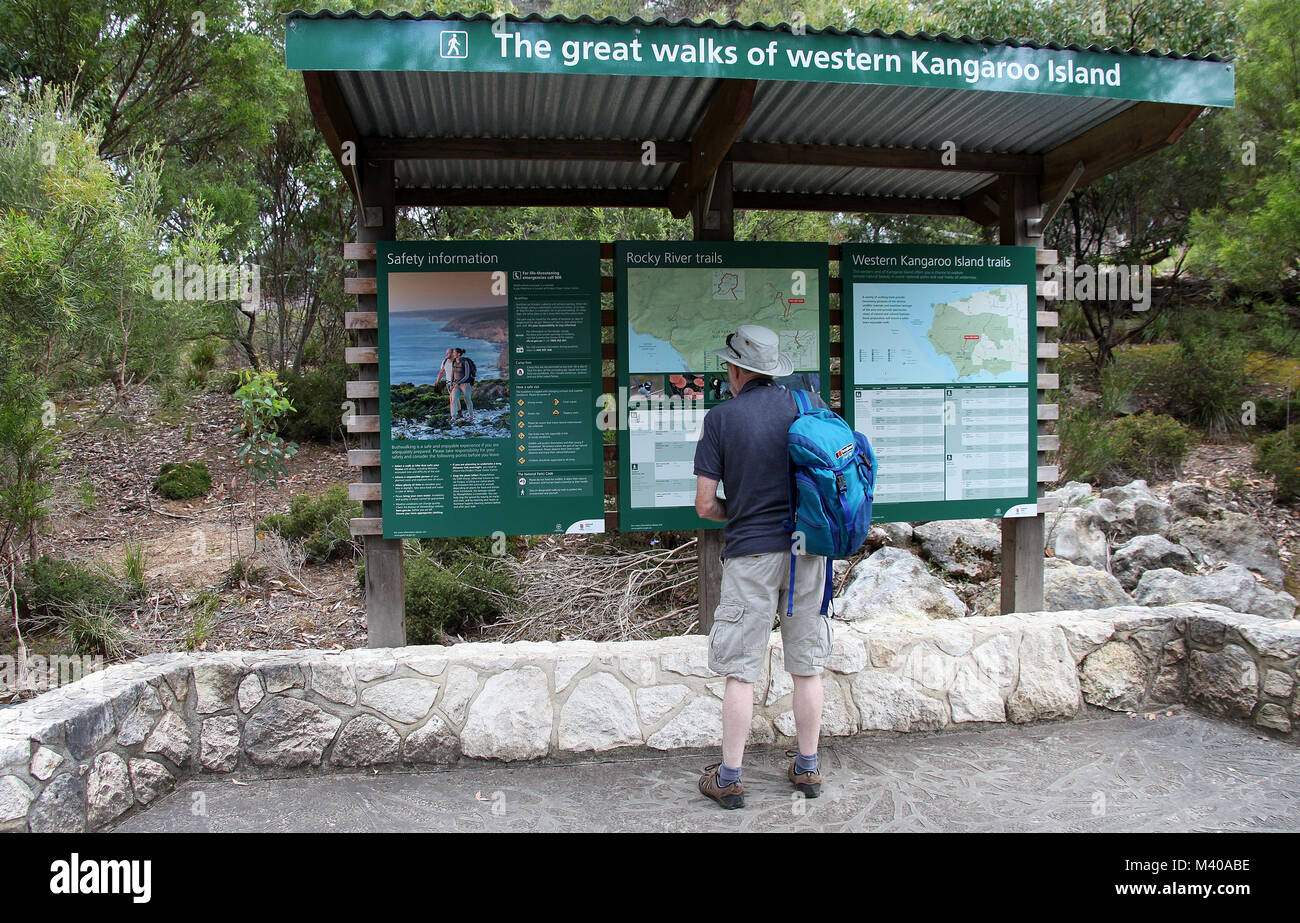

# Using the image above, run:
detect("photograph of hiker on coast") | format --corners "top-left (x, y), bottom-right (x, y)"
top-left (387, 271), bottom-right (510, 440)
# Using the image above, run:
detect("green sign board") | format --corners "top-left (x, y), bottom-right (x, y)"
top-left (287, 15), bottom-right (1234, 108)
top-left (614, 241), bottom-right (831, 532)
top-left (841, 244), bottom-right (1038, 523)
top-left (378, 241), bottom-right (605, 538)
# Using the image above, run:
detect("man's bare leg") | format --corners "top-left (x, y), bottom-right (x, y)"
top-left (791, 673), bottom-right (823, 757)
top-left (721, 677), bottom-right (754, 769)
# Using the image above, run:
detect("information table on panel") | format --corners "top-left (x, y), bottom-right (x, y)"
top-left (854, 385), bottom-right (1030, 505)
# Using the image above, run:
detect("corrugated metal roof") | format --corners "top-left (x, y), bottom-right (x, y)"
top-left (288, 9), bottom-right (1231, 61)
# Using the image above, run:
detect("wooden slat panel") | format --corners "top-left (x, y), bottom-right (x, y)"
top-left (1036, 280), bottom-right (1059, 299)
top-left (349, 482), bottom-right (382, 502)
top-left (344, 242), bottom-right (376, 260)
top-left (830, 278), bottom-right (842, 295)
top-left (601, 343), bottom-right (616, 360)
top-left (1037, 403), bottom-right (1060, 421)
top-left (349, 517), bottom-right (384, 537)
top-left (601, 277), bottom-right (615, 293)
top-left (1036, 249), bottom-right (1059, 266)
top-left (1039, 342), bottom-right (1060, 359)
top-left (346, 415), bottom-right (379, 433)
top-left (344, 277), bottom-right (378, 295)
top-left (604, 511), bottom-right (619, 531)
top-left (1038, 435), bottom-right (1061, 452)
top-left (603, 476), bottom-right (617, 496)
top-left (601, 377), bottom-right (616, 391)
top-left (603, 443), bottom-right (617, 461)
top-left (600, 242), bottom-right (615, 259)
top-left (345, 346), bottom-right (378, 364)
top-left (1038, 465), bottom-right (1060, 483)
top-left (601, 308), bottom-right (615, 325)
top-left (347, 380), bottom-right (380, 399)
top-left (829, 309), bottom-right (843, 325)
top-left (1037, 311), bottom-right (1058, 327)
top-left (346, 311), bottom-right (378, 329)
top-left (1038, 373), bottom-right (1060, 390)
top-left (348, 449), bottom-right (380, 467)
top-left (1038, 495), bottom-right (1061, 513)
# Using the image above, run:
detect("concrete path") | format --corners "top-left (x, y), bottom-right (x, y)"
top-left (115, 711), bottom-right (1300, 833)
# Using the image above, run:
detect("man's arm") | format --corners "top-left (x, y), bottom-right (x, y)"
top-left (695, 476), bottom-right (727, 522)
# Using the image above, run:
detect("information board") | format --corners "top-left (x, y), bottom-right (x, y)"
top-left (615, 241), bottom-right (831, 531)
top-left (842, 244), bottom-right (1038, 522)
top-left (378, 241), bottom-right (605, 538)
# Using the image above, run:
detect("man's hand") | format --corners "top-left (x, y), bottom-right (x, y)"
top-left (695, 476), bottom-right (727, 522)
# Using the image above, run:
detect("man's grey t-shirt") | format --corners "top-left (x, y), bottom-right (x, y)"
top-left (693, 378), bottom-right (828, 559)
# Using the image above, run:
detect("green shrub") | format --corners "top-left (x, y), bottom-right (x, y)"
top-left (20, 556), bottom-right (123, 616)
top-left (404, 549), bottom-right (513, 644)
top-left (259, 485), bottom-right (358, 563)
top-left (280, 362), bottom-right (347, 443)
top-left (1163, 332), bottom-right (1251, 435)
top-left (1254, 428), bottom-right (1300, 502)
top-left (152, 461), bottom-right (212, 500)
top-left (187, 339), bottom-right (220, 376)
top-left (1059, 409), bottom-right (1189, 485)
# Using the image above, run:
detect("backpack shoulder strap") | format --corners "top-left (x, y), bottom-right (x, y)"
top-left (791, 389), bottom-right (813, 416)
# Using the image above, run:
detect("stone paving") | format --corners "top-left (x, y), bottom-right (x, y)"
top-left (115, 710), bottom-right (1300, 833)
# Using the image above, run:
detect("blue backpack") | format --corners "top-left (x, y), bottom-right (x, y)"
top-left (784, 390), bottom-right (877, 616)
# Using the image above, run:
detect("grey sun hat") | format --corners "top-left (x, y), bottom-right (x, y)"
top-left (712, 324), bottom-right (794, 377)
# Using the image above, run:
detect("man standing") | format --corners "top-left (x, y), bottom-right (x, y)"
top-left (692, 324), bottom-right (833, 810)
top-left (434, 348), bottom-right (457, 417)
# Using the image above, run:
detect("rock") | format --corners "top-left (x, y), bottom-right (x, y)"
top-left (1188, 647), bottom-right (1258, 719)
top-left (1043, 557), bottom-right (1133, 610)
top-left (28, 772), bottom-right (85, 833)
top-left (826, 637), bottom-right (868, 674)
top-left (237, 675), bottom-right (265, 713)
top-left (1263, 670), bottom-right (1294, 699)
top-left (1164, 482), bottom-right (1212, 521)
top-left (29, 747), bottom-right (63, 782)
top-left (1100, 480), bottom-right (1170, 539)
top-left (1043, 481), bottom-right (1093, 508)
top-left (200, 716), bottom-right (240, 772)
top-left (403, 715), bottom-right (460, 764)
top-left (866, 521), bottom-right (913, 550)
top-left (554, 656), bottom-right (590, 692)
top-left (193, 662), bottom-right (241, 714)
top-left (332, 715), bottom-right (402, 766)
top-left (438, 666), bottom-right (479, 727)
top-left (1111, 535), bottom-right (1196, 591)
top-left (405, 651), bottom-right (449, 678)
top-left (460, 667), bottom-right (552, 761)
top-left (635, 684), bottom-right (692, 726)
top-left (0, 775), bottom-right (33, 825)
top-left (352, 652), bottom-right (397, 682)
top-left (1079, 642), bottom-right (1147, 711)
top-left (851, 671), bottom-right (948, 732)
top-left (310, 660), bottom-right (357, 706)
top-left (949, 662), bottom-right (1005, 723)
top-left (1169, 513), bottom-right (1286, 589)
top-left (660, 645), bottom-right (712, 678)
top-left (128, 758), bottom-right (175, 804)
top-left (1134, 566), bottom-right (1296, 620)
top-left (558, 673), bottom-right (641, 752)
top-left (645, 697), bottom-right (723, 750)
top-left (748, 715), bottom-right (775, 745)
top-left (1044, 504), bottom-right (1110, 569)
top-left (1057, 617), bottom-right (1115, 663)
top-left (242, 696), bottom-right (342, 768)
top-left (835, 547), bottom-right (966, 621)
top-left (143, 712), bottom-right (192, 767)
top-left (766, 647), bottom-right (793, 704)
top-left (87, 752), bottom-right (133, 828)
top-left (1236, 622), bottom-right (1300, 659)
top-left (64, 698), bottom-right (114, 759)
top-left (900, 643), bottom-right (960, 691)
top-left (1006, 626), bottom-right (1080, 723)
top-left (360, 677), bottom-right (439, 724)
top-left (1255, 704), bottom-right (1291, 733)
top-left (972, 634), bottom-right (1018, 688)
top-left (115, 684), bottom-right (163, 747)
top-left (618, 655), bottom-right (655, 687)
top-left (258, 662), bottom-right (304, 694)
top-left (913, 519), bottom-right (1001, 579)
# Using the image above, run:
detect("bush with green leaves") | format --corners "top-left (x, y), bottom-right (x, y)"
top-left (1059, 409), bottom-right (1189, 486)
top-left (279, 362), bottom-right (347, 443)
top-left (259, 485), bottom-right (359, 564)
top-left (1253, 428), bottom-right (1300, 502)
top-left (152, 461), bottom-right (212, 500)
top-left (20, 556), bottom-right (124, 616)
top-left (1163, 330), bottom-right (1251, 435)
top-left (231, 369), bottom-right (298, 486)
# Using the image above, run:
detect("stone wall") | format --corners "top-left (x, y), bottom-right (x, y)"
top-left (2, 602), bottom-right (1297, 832)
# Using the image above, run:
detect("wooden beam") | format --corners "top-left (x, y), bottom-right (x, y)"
top-left (667, 80), bottom-right (757, 219)
top-left (396, 187), bottom-right (666, 209)
top-left (350, 518), bottom-right (384, 537)
top-left (344, 277), bottom-right (377, 296)
top-left (347, 380), bottom-right (380, 399)
top-left (348, 449), bottom-right (381, 467)
top-left (732, 191), bottom-right (964, 216)
top-left (302, 71), bottom-right (362, 203)
top-left (1041, 102), bottom-right (1203, 203)
top-left (344, 242), bottom-right (376, 261)
top-left (349, 483), bottom-right (382, 502)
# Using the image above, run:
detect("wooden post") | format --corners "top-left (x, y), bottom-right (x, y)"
top-left (999, 173), bottom-right (1046, 614)
top-left (693, 163), bottom-right (734, 634)
top-left (356, 159), bottom-right (406, 647)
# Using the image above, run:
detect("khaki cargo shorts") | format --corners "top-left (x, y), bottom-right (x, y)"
top-left (707, 551), bottom-right (834, 684)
